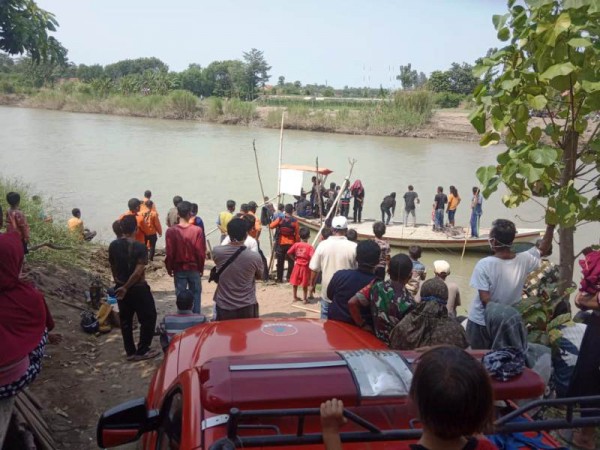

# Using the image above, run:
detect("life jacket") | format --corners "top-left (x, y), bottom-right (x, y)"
top-left (278, 216), bottom-right (297, 237)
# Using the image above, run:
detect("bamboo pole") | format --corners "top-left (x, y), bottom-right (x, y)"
top-left (269, 112), bottom-right (286, 275)
top-left (461, 227), bottom-right (469, 259)
top-left (253, 139), bottom-right (274, 256)
top-left (315, 157), bottom-right (325, 226)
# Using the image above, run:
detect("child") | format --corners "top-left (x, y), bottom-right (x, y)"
top-left (372, 221), bottom-right (390, 281)
top-left (5, 192), bottom-right (30, 254)
top-left (158, 290), bottom-right (206, 351)
top-left (320, 346), bottom-right (496, 450)
top-left (346, 229), bottom-right (358, 243)
top-left (407, 245), bottom-right (426, 297)
top-left (287, 227), bottom-right (315, 303)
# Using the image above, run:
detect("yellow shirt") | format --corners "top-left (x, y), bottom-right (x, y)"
top-left (67, 217), bottom-right (84, 238)
top-left (448, 194), bottom-right (461, 211)
top-left (218, 211), bottom-right (233, 234)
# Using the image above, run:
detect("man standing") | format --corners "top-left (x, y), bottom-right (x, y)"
top-left (270, 204), bottom-right (299, 283)
top-left (309, 216), bottom-right (357, 319)
top-left (217, 200), bottom-right (236, 243)
top-left (470, 187), bottom-right (483, 238)
top-left (212, 218), bottom-right (264, 320)
top-left (166, 195), bottom-right (183, 228)
top-left (109, 215), bottom-right (158, 361)
top-left (247, 201), bottom-right (262, 240)
top-left (165, 201), bottom-right (206, 314)
top-left (140, 190), bottom-right (157, 214)
top-left (120, 198), bottom-right (146, 244)
top-left (433, 260), bottom-right (461, 318)
top-left (432, 186), bottom-right (447, 231)
top-left (141, 200), bottom-right (162, 261)
top-left (466, 219), bottom-right (554, 349)
top-left (403, 185), bottom-right (419, 227)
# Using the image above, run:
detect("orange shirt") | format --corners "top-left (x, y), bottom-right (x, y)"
top-left (448, 194), bottom-right (461, 211)
top-left (270, 215), bottom-right (300, 246)
top-left (67, 217), bottom-right (84, 239)
top-left (142, 210), bottom-right (162, 236)
top-left (139, 198), bottom-right (157, 214)
top-left (119, 211), bottom-right (147, 243)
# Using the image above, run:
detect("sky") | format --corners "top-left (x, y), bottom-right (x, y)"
top-left (37, 0), bottom-right (506, 89)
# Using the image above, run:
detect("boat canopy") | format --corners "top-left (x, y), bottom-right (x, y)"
top-left (280, 164), bottom-right (333, 176)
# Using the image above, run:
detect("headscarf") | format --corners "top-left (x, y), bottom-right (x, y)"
top-left (0, 233), bottom-right (48, 365)
top-left (350, 180), bottom-right (364, 195)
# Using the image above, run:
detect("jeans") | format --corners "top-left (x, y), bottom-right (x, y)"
top-left (117, 284), bottom-right (157, 356)
top-left (174, 270), bottom-right (202, 313)
top-left (470, 212), bottom-right (481, 237)
top-left (434, 209), bottom-right (444, 230)
top-left (276, 244), bottom-right (294, 283)
top-left (340, 204), bottom-right (350, 218)
top-left (381, 206), bottom-right (392, 225)
top-left (447, 209), bottom-right (456, 225)
top-left (145, 234), bottom-right (157, 261)
top-left (403, 209), bottom-right (416, 226)
top-left (320, 298), bottom-right (330, 319)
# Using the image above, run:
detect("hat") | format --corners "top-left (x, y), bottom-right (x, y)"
top-left (433, 260), bottom-right (451, 275)
top-left (331, 216), bottom-right (348, 230)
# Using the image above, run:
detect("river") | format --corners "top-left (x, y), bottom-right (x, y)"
top-left (1, 106), bottom-right (598, 315)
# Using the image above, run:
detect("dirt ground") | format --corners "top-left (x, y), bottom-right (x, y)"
top-left (17, 247), bottom-right (318, 450)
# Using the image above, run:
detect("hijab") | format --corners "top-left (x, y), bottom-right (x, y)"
top-left (0, 232), bottom-right (48, 365)
top-left (350, 180), bottom-right (364, 195)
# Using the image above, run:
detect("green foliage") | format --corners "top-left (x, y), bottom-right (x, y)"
top-left (242, 48), bottom-right (271, 100)
top-left (103, 57), bottom-right (168, 80)
top-left (168, 90), bottom-right (198, 119)
top-left (428, 63), bottom-right (479, 94)
top-left (76, 63), bottom-right (104, 82)
top-left (393, 90), bottom-right (434, 115)
top-left (433, 92), bottom-right (466, 108)
top-left (322, 87), bottom-right (335, 97)
top-left (0, 0), bottom-right (66, 63)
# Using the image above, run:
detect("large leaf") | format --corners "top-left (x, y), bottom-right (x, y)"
top-left (582, 80), bottom-right (600, 93)
top-left (540, 62), bottom-right (576, 80)
top-left (563, 0), bottom-right (594, 9)
top-left (480, 131), bottom-right (501, 148)
top-left (529, 94), bottom-right (548, 110)
top-left (568, 37), bottom-right (592, 48)
top-left (469, 107), bottom-right (486, 134)
top-left (498, 27), bottom-right (511, 41)
top-left (529, 146), bottom-right (559, 166)
top-left (519, 163), bottom-right (545, 183)
top-left (493, 14), bottom-right (510, 30)
top-left (476, 165), bottom-right (497, 185)
top-left (548, 313), bottom-right (573, 330)
top-left (501, 78), bottom-right (521, 91)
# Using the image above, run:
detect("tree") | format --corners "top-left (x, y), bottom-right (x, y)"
top-left (416, 72), bottom-right (428, 88)
top-left (204, 60), bottom-right (245, 98)
top-left (104, 57), bottom-right (168, 80)
top-left (0, 0), bottom-right (65, 63)
top-left (397, 63), bottom-right (418, 90)
top-left (242, 48), bottom-right (271, 100)
top-left (277, 76), bottom-right (285, 86)
top-left (179, 64), bottom-right (206, 97)
top-left (428, 70), bottom-right (451, 92)
top-left (427, 63), bottom-right (478, 94)
top-left (76, 64), bottom-right (104, 82)
top-left (470, 0), bottom-right (600, 292)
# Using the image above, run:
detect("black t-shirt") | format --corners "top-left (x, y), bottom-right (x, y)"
top-left (404, 191), bottom-right (418, 210)
top-left (108, 238), bottom-right (148, 286)
top-left (381, 195), bottom-right (396, 209)
top-left (434, 193), bottom-right (448, 210)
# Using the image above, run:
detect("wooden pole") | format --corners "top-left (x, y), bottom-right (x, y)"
top-left (253, 139), bottom-right (274, 256)
top-left (269, 112), bottom-right (286, 275)
top-left (460, 227), bottom-right (469, 259)
top-left (315, 157), bottom-right (325, 226)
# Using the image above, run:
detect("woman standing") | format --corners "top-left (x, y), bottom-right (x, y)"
top-left (350, 180), bottom-right (365, 224)
top-left (446, 185), bottom-right (461, 227)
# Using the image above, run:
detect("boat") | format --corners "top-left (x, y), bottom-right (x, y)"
top-left (294, 216), bottom-right (543, 252)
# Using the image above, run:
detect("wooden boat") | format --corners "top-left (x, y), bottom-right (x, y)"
top-left (295, 216), bottom-right (543, 252)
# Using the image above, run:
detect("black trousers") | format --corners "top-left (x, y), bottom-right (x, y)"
top-left (216, 303), bottom-right (259, 321)
top-left (276, 244), bottom-right (294, 283)
top-left (145, 234), bottom-right (157, 261)
top-left (353, 199), bottom-right (362, 222)
top-left (117, 284), bottom-right (157, 356)
top-left (381, 206), bottom-right (392, 225)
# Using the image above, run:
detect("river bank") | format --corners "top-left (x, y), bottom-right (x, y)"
top-left (0, 92), bottom-right (481, 142)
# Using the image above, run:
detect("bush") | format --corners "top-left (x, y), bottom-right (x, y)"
top-left (222, 98), bottom-right (256, 123)
top-left (393, 90), bottom-right (434, 115)
top-left (0, 80), bottom-right (15, 94)
top-left (433, 92), bottom-right (465, 108)
top-left (206, 97), bottom-right (223, 120)
top-left (169, 90), bottom-right (198, 119)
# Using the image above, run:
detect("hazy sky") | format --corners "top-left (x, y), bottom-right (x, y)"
top-left (37, 0), bottom-right (506, 88)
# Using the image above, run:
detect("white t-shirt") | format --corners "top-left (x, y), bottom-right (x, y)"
top-left (220, 235), bottom-right (259, 252)
top-left (468, 247), bottom-right (541, 325)
top-left (308, 236), bottom-right (357, 302)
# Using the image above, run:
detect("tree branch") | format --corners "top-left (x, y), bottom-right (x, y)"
top-left (578, 120), bottom-right (600, 158)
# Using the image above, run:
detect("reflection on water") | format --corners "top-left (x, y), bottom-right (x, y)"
top-left (1, 106), bottom-right (597, 313)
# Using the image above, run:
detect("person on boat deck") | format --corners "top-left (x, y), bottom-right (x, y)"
top-left (270, 204), bottom-right (300, 283)
top-left (340, 182), bottom-right (351, 218)
top-left (466, 219), bottom-right (555, 349)
top-left (67, 208), bottom-right (97, 242)
top-left (348, 253), bottom-right (414, 346)
top-left (371, 221), bottom-right (390, 281)
top-left (390, 277), bottom-right (469, 350)
top-left (166, 195), bottom-right (183, 228)
top-left (141, 201), bottom-right (161, 261)
top-left (403, 185), bottom-right (420, 227)
top-left (406, 245), bottom-right (426, 297)
top-left (139, 189), bottom-right (157, 214)
top-left (380, 192), bottom-right (396, 226)
top-left (470, 187), bottom-right (483, 238)
top-left (5, 191), bottom-right (30, 254)
top-left (295, 194), bottom-right (312, 218)
top-left (309, 216), bottom-right (357, 319)
top-left (119, 198), bottom-right (147, 244)
top-left (320, 346), bottom-right (497, 450)
top-left (446, 185), bottom-right (461, 227)
top-left (350, 180), bottom-right (365, 223)
top-left (327, 240), bottom-right (379, 325)
top-left (324, 182), bottom-right (337, 215)
top-left (432, 186), bottom-right (447, 231)
top-left (433, 260), bottom-right (460, 318)
top-left (216, 200), bottom-right (236, 243)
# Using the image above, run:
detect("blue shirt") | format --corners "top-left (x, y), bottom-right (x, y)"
top-left (327, 269), bottom-right (376, 324)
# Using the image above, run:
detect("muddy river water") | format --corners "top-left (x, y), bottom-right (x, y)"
top-left (1, 106), bottom-right (597, 313)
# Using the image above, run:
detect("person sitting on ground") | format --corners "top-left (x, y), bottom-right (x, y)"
top-left (139, 190), bottom-right (157, 213)
top-left (433, 260), bottom-right (460, 318)
top-left (287, 227), bottom-right (315, 303)
top-left (158, 289), bottom-right (206, 352)
top-left (380, 192), bottom-right (396, 226)
top-left (327, 240), bottom-right (380, 325)
top-left (320, 346), bottom-right (497, 450)
top-left (348, 253), bottom-right (415, 345)
top-left (346, 229), bottom-right (358, 243)
top-left (68, 208), bottom-right (97, 242)
top-left (109, 215), bottom-right (158, 361)
top-left (119, 198), bottom-right (147, 244)
top-left (390, 277), bottom-right (469, 350)
top-left (212, 218), bottom-right (264, 321)
top-left (371, 221), bottom-right (390, 281)
top-left (466, 219), bottom-right (554, 349)
top-left (141, 201), bottom-right (162, 261)
top-left (407, 245), bottom-right (426, 297)
top-left (5, 192), bottom-right (30, 254)
top-left (166, 195), bottom-right (183, 228)
top-left (217, 200), bottom-right (236, 243)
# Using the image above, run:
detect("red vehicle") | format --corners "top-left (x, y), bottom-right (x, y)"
top-left (97, 319), bottom-right (598, 449)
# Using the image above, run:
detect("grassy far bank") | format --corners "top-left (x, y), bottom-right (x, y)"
top-left (0, 178), bottom-right (86, 266)
top-left (0, 82), bottom-right (464, 136)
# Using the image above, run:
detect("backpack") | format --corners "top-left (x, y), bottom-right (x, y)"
top-left (278, 216), bottom-right (296, 237)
